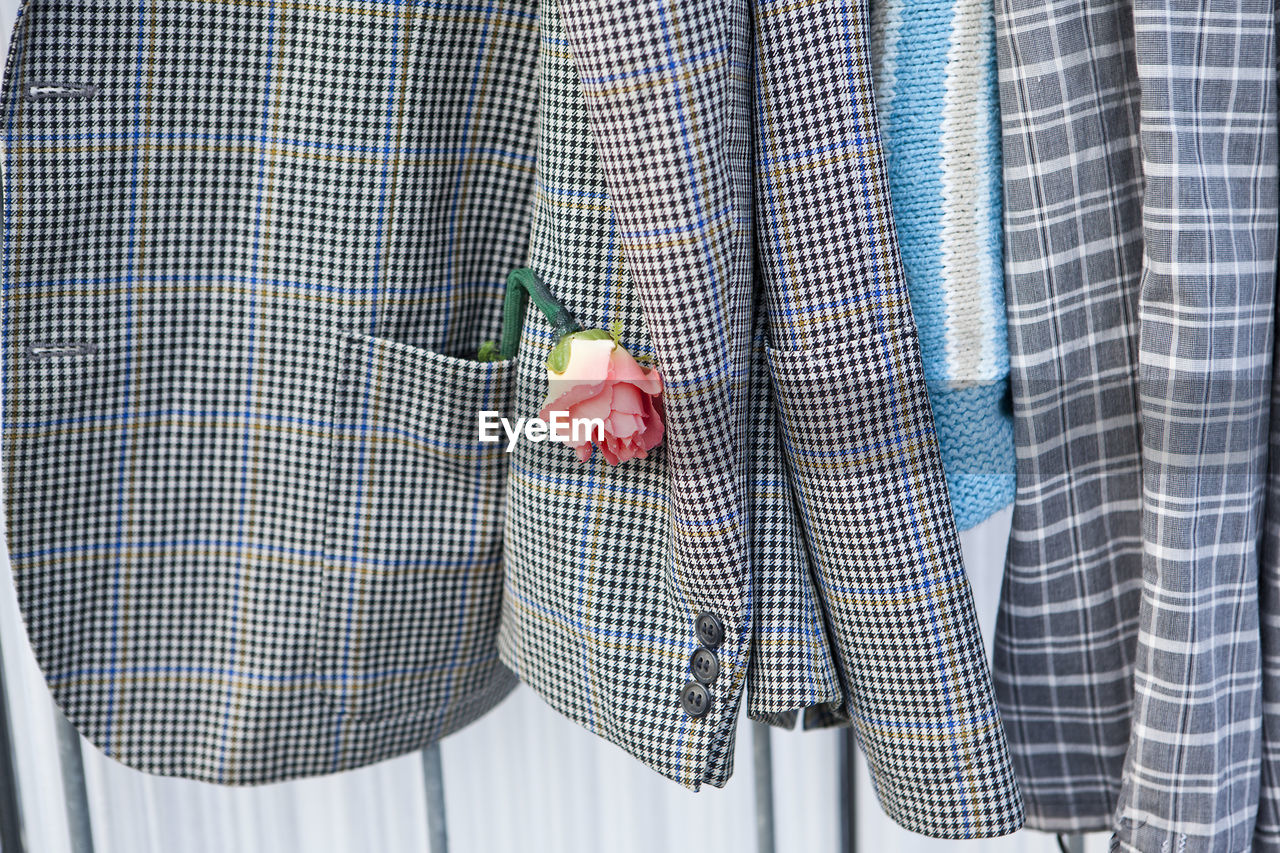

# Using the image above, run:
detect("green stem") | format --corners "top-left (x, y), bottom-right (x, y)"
top-left (500, 267), bottom-right (582, 359)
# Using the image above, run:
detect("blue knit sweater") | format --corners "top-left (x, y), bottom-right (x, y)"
top-left (871, 0), bottom-right (1015, 530)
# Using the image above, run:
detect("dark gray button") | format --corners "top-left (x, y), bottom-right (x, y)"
top-left (695, 612), bottom-right (725, 648)
top-left (690, 647), bottom-right (719, 684)
top-left (680, 680), bottom-right (711, 718)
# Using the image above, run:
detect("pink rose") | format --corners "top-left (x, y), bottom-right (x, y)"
top-left (538, 330), bottom-right (664, 465)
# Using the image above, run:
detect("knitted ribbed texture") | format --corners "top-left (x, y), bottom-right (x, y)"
top-left (870, 0), bottom-right (1014, 529)
top-left (929, 381), bottom-right (1015, 530)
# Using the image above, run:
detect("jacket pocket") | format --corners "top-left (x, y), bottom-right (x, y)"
top-left (313, 331), bottom-right (517, 721)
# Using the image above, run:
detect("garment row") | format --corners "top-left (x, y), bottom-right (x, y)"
top-left (1, 0), bottom-right (1276, 848)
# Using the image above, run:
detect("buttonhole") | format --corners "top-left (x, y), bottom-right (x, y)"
top-left (24, 341), bottom-right (97, 361)
top-left (24, 81), bottom-right (100, 102)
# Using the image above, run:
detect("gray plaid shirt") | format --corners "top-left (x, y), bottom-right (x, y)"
top-left (993, 0), bottom-right (1280, 847)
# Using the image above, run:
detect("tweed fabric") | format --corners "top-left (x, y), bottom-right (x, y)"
top-left (994, 0), bottom-right (1279, 845)
top-left (869, 0), bottom-right (1016, 531)
top-left (1, 0), bottom-right (536, 783)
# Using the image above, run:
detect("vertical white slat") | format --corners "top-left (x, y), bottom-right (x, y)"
top-left (440, 686), bottom-right (758, 853)
top-left (0, 487), bottom-right (73, 850)
top-left (0, 557), bottom-right (74, 853)
top-left (81, 744), bottom-right (431, 853)
top-left (771, 725), bottom-right (842, 853)
top-left (961, 505), bottom-right (1014, 658)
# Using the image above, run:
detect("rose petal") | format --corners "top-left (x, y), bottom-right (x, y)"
top-left (540, 377), bottom-right (606, 417)
top-left (607, 348), bottom-right (663, 394)
top-left (540, 337), bottom-right (618, 414)
top-left (555, 337), bottom-right (615, 384)
top-left (608, 381), bottom-right (645, 415)
top-left (608, 432), bottom-right (647, 464)
top-left (605, 411), bottom-right (644, 440)
top-left (599, 440), bottom-right (621, 465)
top-left (639, 397), bottom-right (664, 449)
top-left (569, 387), bottom-right (615, 422)
top-left (538, 334), bottom-right (667, 465)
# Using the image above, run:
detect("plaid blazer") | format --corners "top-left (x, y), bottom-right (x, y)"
top-left (500, 0), bottom-right (1022, 838)
top-left (993, 0), bottom-right (1279, 846)
top-left (0, 0), bottom-right (1022, 835)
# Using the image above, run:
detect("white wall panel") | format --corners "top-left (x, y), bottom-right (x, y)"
top-left (441, 688), bottom-right (761, 853)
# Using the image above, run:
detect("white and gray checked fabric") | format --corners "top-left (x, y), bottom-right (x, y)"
top-left (1263, 18), bottom-right (1280, 828)
top-left (1115, 3), bottom-right (1277, 849)
top-left (993, 0), bottom-right (1146, 828)
top-left (751, 0), bottom-right (1023, 836)
top-left (498, 0), bottom-right (1024, 837)
top-left (1, 0), bottom-right (537, 783)
top-left (3, 0), bottom-right (1024, 830)
top-left (994, 0), bottom-right (1279, 846)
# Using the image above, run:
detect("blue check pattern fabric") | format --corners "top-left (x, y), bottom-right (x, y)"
top-left (1, 0), bottom-right (537, 782)
top-left (496, 0), bottom-right (1023, 838)
top-left (2, 0), bottom-right (1025, 833)
top-left (993, 0), bottom-right (1280, 846)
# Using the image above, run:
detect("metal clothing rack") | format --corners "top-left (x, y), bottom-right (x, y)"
top-left (0, 629), bottom-right (94, 853)
top-left (0, 654), bottom-right (1097, 853)
top-left (417, 721), bottom-right (800, 853)
top-left (52, 713), bottom-right (93, 853)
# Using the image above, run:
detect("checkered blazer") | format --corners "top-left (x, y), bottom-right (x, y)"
top-left (1, 0), bottom-right (1022, 835)
top-left (993, 0), bottom-right (1279, 846)
top-left (499, 0), bottom-right (1022, 838)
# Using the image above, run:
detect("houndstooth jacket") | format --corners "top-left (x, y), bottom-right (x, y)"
top-left (0, 0), bottom-right (1022, 835)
